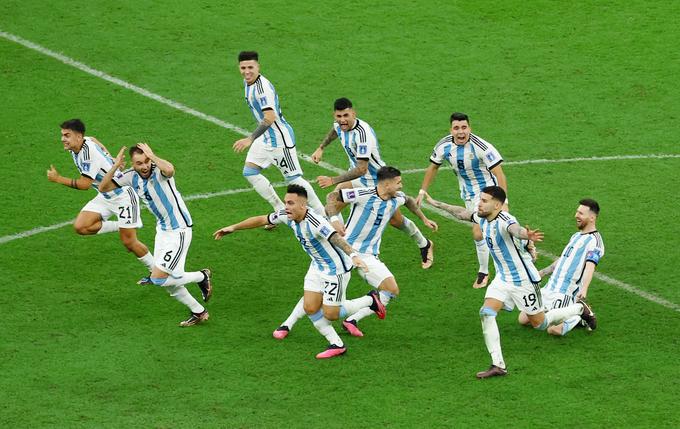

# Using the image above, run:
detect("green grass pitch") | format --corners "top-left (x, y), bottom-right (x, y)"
top-left (1, 1), bottom-right (679, 427)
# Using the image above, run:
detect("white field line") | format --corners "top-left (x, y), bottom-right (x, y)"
top-left (399, 153), bottom-right (680, 174)
top-left (1, 30), bottom-right (677, 313)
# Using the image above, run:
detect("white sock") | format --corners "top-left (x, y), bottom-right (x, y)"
top-left (166, 285), bottom-right (204, 313)
top-left (398, 217), bottom-right (428, 248)
top-left (289, 176), bottom-right (325, 215)
top-left (246, 173), bottom-right (284, 210)
top-left (347, 290), bottom-right (394, 322)
top-left (560, 316), bottom-right (581, 336)
top-left (137, 252), bottom-right (154, 270)
top-left (97, 221), bottom-right (119, 234)
top-left (308, 310), bottom-right (343, 346)
top-left (339, 295), bottom-right (372, 316)
top-left (282, 297), bottom-right (306, 329)
top-left (544, 304), bottom-right (583, 326)
top-left (159, 271), bottom-right (204, 287)
top-left (480, 308), bottom-right (505, 368)
top-left (475, 239), bottom-right (489, 274)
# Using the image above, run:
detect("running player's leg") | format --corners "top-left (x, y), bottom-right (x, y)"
top-left (476, 277), bottom-right (510, 378)
top-left (273, 296), bottom-right (306, 339)
top-left (343, 256), bottom-right (396, 335)
top-left (75, 194), bottom-right (119, 235)
top-left (468, 196), bottom-right (489, 288)
top-left (389, 209), bottom-right (433, 269)
top-left (303, 268), bottom-right (345, 358)
top-left (244, 138), bottom-right (284, 211)
top-left (113, 189), bottom-right (153, 270)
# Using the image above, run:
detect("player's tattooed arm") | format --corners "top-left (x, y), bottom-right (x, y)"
top-left (329, 233), bottom-right (368, 272)
top-left (404, 195), bottom-right (439, 231)
top-left (325, 191), bottom-right (342, 216)
top-left (317, 160), bottom-right (368, 188)
top-left (423, 192), bottom-right (472, 221)
top-left (311, 128), bottom-right (338, 164)
top-left (234, 110), bottom-right (276, 152)
top-left (46, 165), bottom-right (93, 190)
top-left (508, 223), bottom-right (544, 242)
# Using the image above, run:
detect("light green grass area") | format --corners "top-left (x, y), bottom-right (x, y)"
top-left (1, 1), bottom-right (679, 427)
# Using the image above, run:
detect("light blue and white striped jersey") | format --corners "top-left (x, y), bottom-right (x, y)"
top-left (334, 118), bottom-right (386, 187)
top-left (268, 209), bottom-right (351, 275)
top-left (430, 133), bottom-right (503, 200)
top-left (115, 165), bottom-right (193, 231)
top-left (244, 74), bottom-right (295, 149)
top-left (543, 231), bottom-right (605, 295)
top-left (472, 211), bottom-right (541, 286)
top-left (71, 137), bottom-right (125, 199)
top-left (341, 187), bottom-right (405, 255)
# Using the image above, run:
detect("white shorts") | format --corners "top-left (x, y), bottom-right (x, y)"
top-left (81, 187), bottom-right (143, 229)
top-left (154, 227), bottom-right (192, 276)
top-left (246, 137), bottom-right (303, 179)
top-left (356, 253), bottom-right (393, 287)
top-left (541, 289), bottom-right (575, 311)
top-left (303, 263), bottom-right (351, 307)
top-left (485, 276), bottom-right (543, 315)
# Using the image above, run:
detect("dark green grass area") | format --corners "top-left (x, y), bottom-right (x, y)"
top-left (2, 1), bottom-right (680, 427)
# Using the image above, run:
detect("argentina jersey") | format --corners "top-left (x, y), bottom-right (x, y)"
top-left (268, 209), bottom-right (351, 275)
top-left (341, 187), bottom-right (405, 255)
top-left (473, 211), bottom-right (541, 286)
top-left (244, 74), bottom-right (295, 149)
top-left (334, 118), bottom-right (385, 186)
top-left (71, 138), bottom-right (125, 199)
top-left (115, 165), bottom-right (193, 231)
top-left (544, 231), bottom-right (605, 295)
top-left (430, 133), bottom-right (503, 200)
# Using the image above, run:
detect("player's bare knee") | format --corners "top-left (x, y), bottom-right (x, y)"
top-left (73, 223), bottom-right (90, 235)
top-left (379, 278), bottom-right (399, 295)
top-left (303, 302), bottom-right (320, 315)
top-left (323, 306), bottom-right (340, 321)
top-left (517, 312), bottom-right (530, 325)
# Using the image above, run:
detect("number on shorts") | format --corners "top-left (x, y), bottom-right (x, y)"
top-left (163, 250), bottom-right (173, 262)
top-left (278, 157), bottom-right (289, 170)
top-left (522, 293), bottom-right (537, 308)
top-left (118, 206), bottom-right (132, 219)
top-left (324, 281), bottom-right (338, 298)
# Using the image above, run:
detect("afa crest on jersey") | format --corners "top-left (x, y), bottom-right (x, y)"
top-left (486, 152), bottom-right (496, 162)
top-left (81, 162), bottom-right (91, 172)
top-left (320, 225), bottom-right (331, 236)
top-left (358, 145), bottom-right (368, 155)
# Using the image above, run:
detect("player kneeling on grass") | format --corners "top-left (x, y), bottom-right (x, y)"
top-left (516, 199), bottom-right (604, 336)
top-left (99, 143), bottom-right (212, 327)
top-left (272, 166), bottom-right (438, 339)
top-left (213, 184), bottom-right (385, 359)
top-left (424, 187), bottom-right (597, 379)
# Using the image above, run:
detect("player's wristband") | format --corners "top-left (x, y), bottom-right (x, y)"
top-left (349, 252), bottom-right (359, 259)
top-left (418, 189), bottom-right (426, 195)
top-left (330, 215), bottom-right (341, 223)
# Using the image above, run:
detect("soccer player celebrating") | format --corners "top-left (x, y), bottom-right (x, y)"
top-left (233, 51), bottom-right (324, 215)
top-left (415, 113), bottom-right (508, 288)
top-left (273, 166), bottom-right (438, 339)
top-left (46, 119), bottom-right (154, 274)
top-left (424, 187), bottom-right (597, 379)
top-left (517, 199), bottom-right (604, 336)
top-left (213, 184), bottom-right (386, 359)
top-left (99, 144), bottom-right (213, 327)
top-left (311, 97), bottom-right (435, 269)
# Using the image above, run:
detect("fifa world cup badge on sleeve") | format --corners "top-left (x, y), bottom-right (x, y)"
top-left (346, 190), bottom-right (356, 200)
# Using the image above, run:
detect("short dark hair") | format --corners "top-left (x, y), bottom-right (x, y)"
top-left (238, 51), bottom-right (259, 62)
top-left (481, 185), bottom-right (506, 203)
top-left (579, 198), bottom-right (600, 215)
top-left (334, 97), bottom-right (353, 111)
top-left (60, 119), bottom-right (85, 134)
top-left (377, 166), bottom-right (401, 182)
top-left (286, 184), bottom-right (307, 199)
top-left (450, 112), bottom-right (469, 124)
top-left (129, 145), bottom-right (144, 158)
